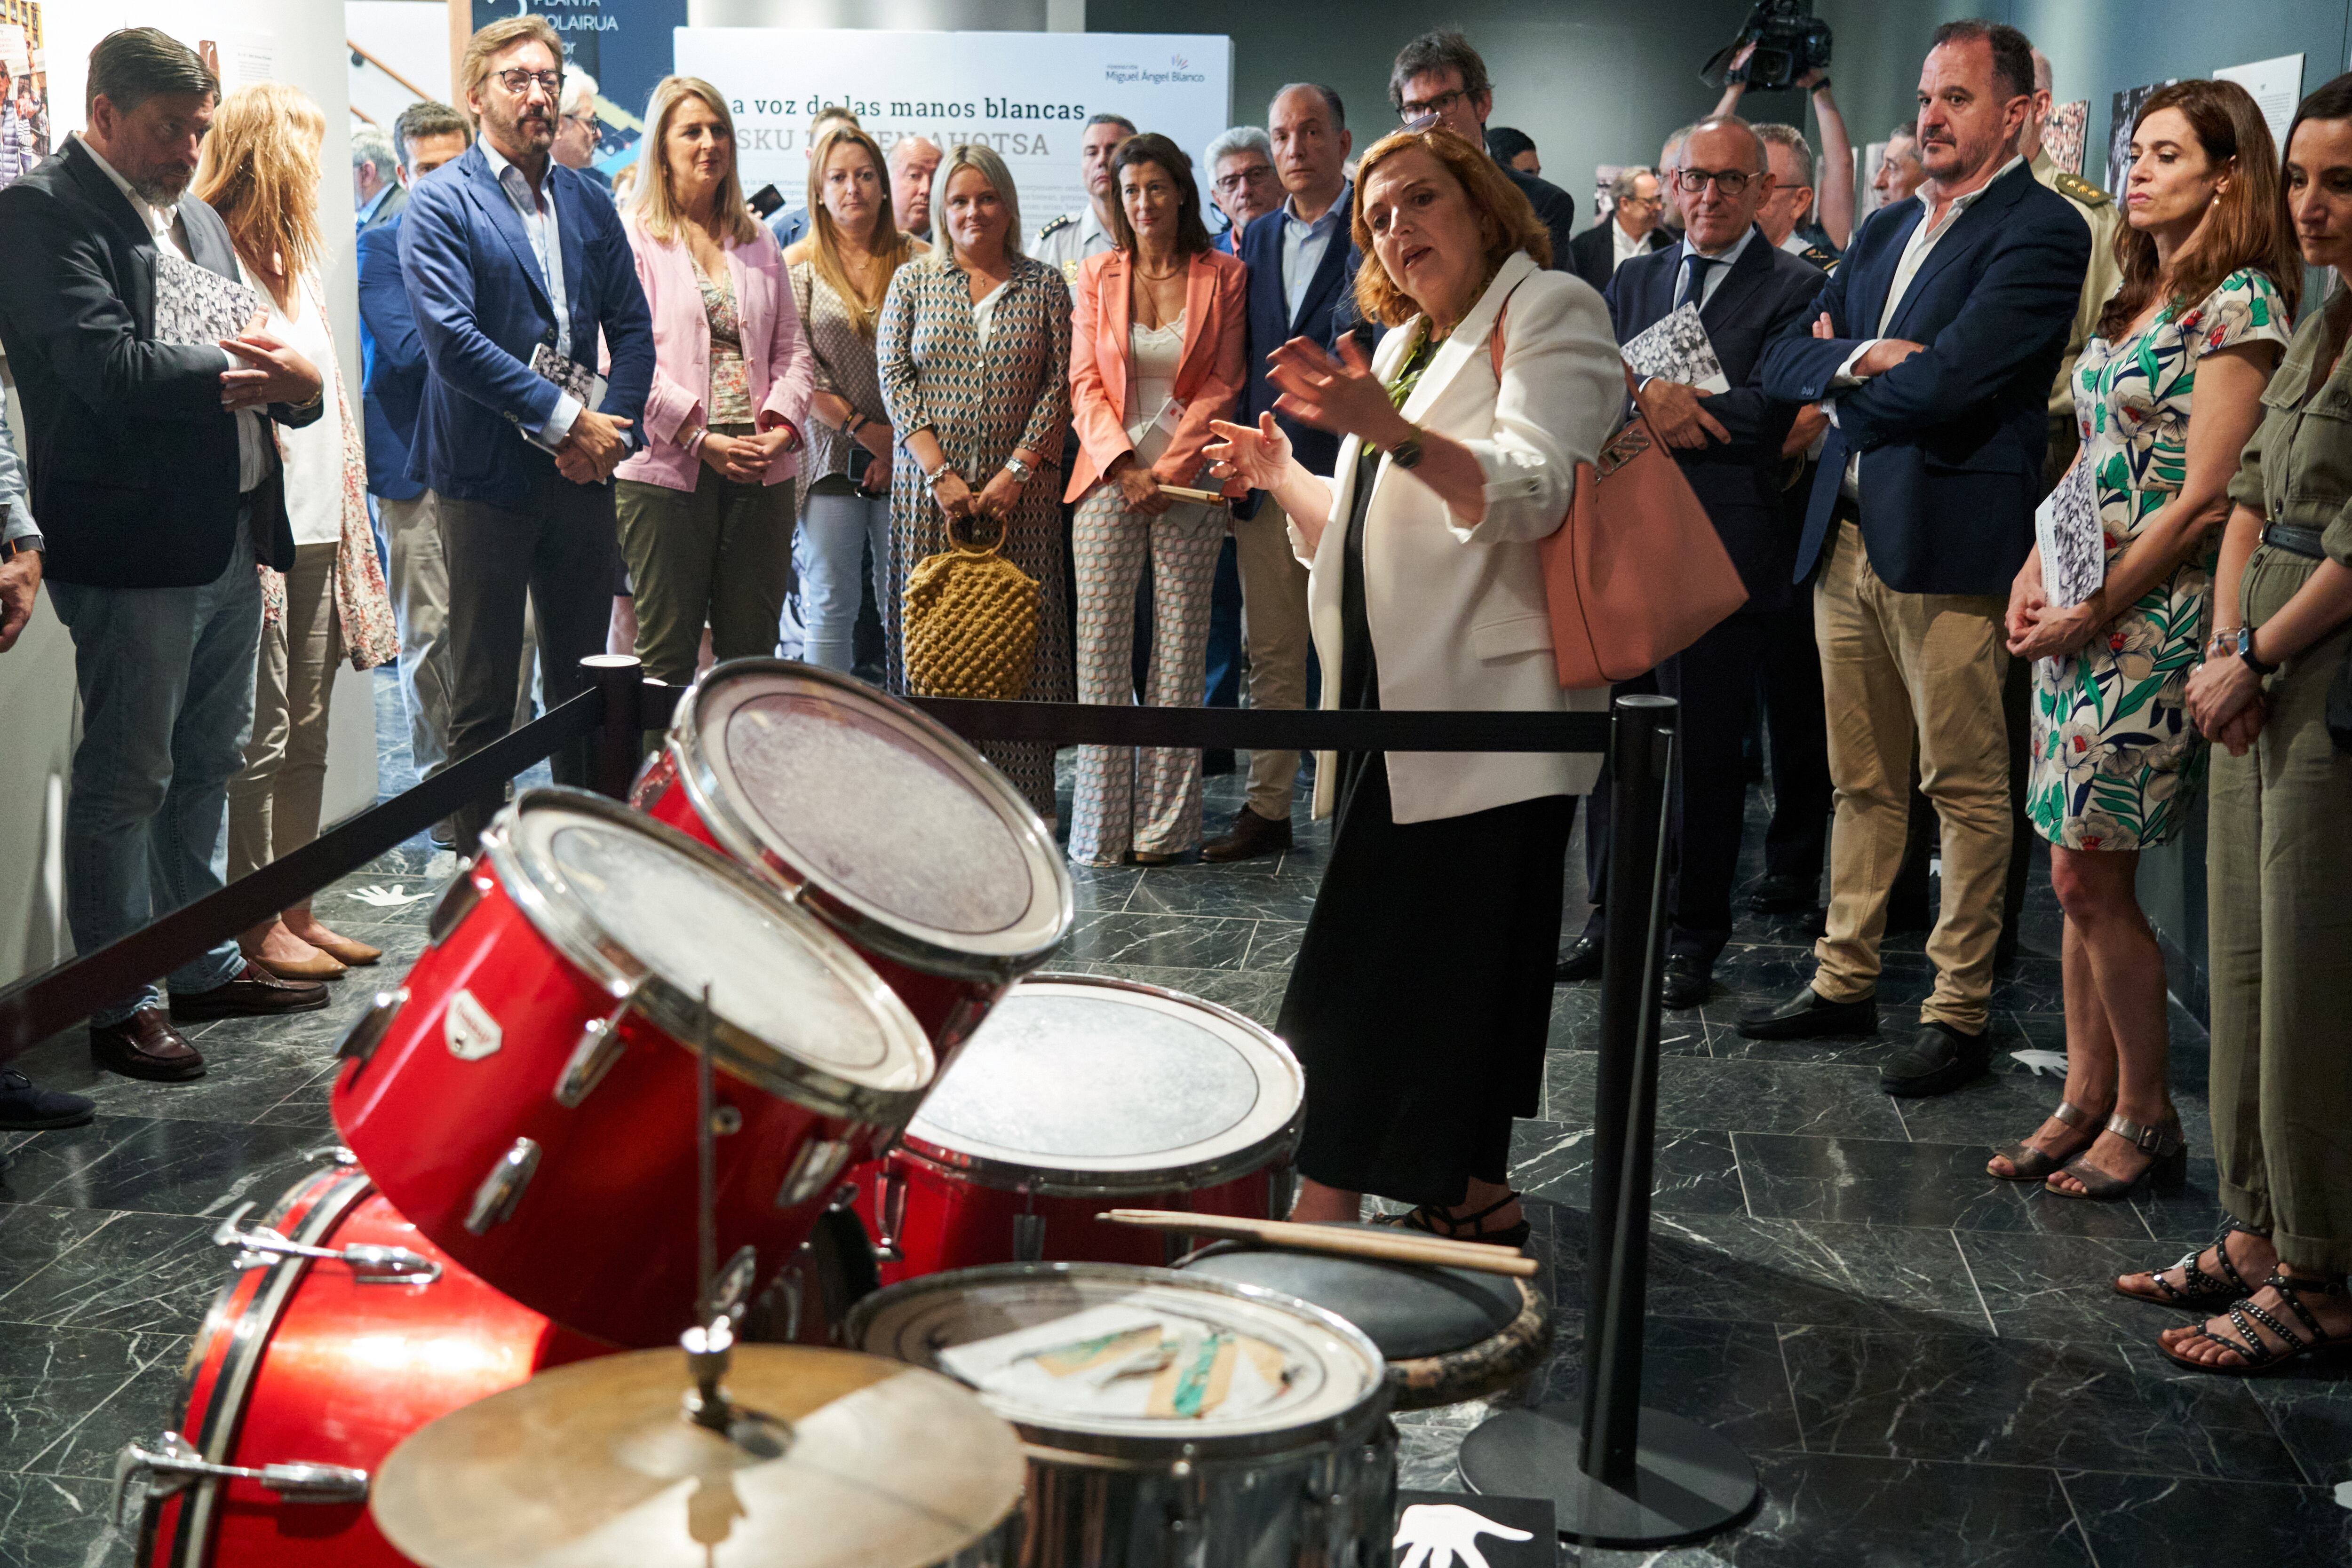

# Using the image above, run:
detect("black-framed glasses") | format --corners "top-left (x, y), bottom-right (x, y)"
top-left (1397, 87), bottom-right (1467, 123)
top-left (1213, 164), bottom-right (1276, 192)
top-left (1673, 166), bottom-right (1756, 195)
top-left (493, 68), bottom-right (562, 98)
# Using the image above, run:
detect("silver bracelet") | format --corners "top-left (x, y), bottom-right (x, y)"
top-left (1003, 455), bottom-right (1033, 483)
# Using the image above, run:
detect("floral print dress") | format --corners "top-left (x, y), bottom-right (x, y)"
top-left (2027, 269), bottom-right (2289, 850)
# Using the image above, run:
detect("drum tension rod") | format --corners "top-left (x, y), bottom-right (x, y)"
top-left (211, 1202), bottom-right (441, 1286)
top-left (111, 1433), bottom-right (368, 1527)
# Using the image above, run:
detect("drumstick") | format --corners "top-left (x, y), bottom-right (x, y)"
top-left (1155, 483), bottom-right (1229, 505)
top-left (1097, 1209), bottom-right (1538, 1278)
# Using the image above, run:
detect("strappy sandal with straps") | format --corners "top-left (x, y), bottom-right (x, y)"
top-left (2161, 1271), bottom-right (2352, 1377)
top-left (1380, 1193), bottom-right (1531, 1251)
top-left (2116, 1223), bottom-right (2265, 1310)
top-left (2045, 1112), bottom-right (2186, 1201)
top-left (1987, 1098), bottom-right (2106, 1182)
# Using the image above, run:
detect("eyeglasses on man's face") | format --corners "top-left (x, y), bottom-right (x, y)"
top-left (493, 68), bottom-right (563, 99)
top-left (1673, 166), bottom-right (1756, 195)
top-left (1214, 164), bottom-right (1276, 193)
top-left (1397, 87), bottom-right (1468, 123)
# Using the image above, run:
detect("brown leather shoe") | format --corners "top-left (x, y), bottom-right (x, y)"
top-left (1200, 805), bottom-right (1293, 863)
top-left (169, 961), bottom-right (331, 1022)
top-left (90, 1007), bottom-right (206, 1082)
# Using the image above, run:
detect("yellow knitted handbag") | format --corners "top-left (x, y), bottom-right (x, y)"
top-left (901, 511), bottom-right (1042, 701)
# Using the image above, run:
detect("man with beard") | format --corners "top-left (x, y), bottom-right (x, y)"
top-left (0, 27), bottom-right (334, 1084)
top-left (401, 14), bottom-right (653, 850)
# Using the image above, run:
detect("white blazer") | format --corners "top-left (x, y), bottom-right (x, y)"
top-left (1291, 250), bottom-right (1621, 824)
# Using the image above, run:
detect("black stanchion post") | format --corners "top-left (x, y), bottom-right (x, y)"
top-left (1456, 694), bottom-right (1758, 1548)
top-left (583, 655), bottom-right (646, 801)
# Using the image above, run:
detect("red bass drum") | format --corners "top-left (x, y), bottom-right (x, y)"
top-left (634, 659), bottom-right (1073, 1062)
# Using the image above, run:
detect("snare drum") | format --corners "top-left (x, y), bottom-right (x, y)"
top-left (122, 1161), bottom-right (612, 1568)
top-left (332, 788), bottom-right (934, 1348)
top-left (635, 659), bottom-right (1073, 1057)
top-left (858, 976), bottom-right (1303, 1282)
top-left (848, 1262), bottom-right (1397, 1568)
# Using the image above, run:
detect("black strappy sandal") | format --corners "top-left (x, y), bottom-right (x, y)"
top-left (1381, 1192), bottom-right (1532, 1251)
top-left (2116, 1223), bottom-right (2265, 1310)
top-left (1987, 1098), bottom-right (2106, 1182)
top-left (2045, 1112), bottom-right (2186, 1201)
top-left (2161, 1271), bottom-right (2352, 1377)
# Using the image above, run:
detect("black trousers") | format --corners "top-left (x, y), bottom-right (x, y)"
top-left (437, 467), bottom-right (621, 849)
top-left (1755, 598), bottom-right (1833, 885)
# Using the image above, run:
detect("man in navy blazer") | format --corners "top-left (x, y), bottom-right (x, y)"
top-left (1570, 117), bottom-right (1826, 1008)
top-left (1743, 21), bottom-right (2089, 1097)
top-left (1204, 82), bottom-right (1361, 863)
top-left (402, 16), bottom-right (652, 848)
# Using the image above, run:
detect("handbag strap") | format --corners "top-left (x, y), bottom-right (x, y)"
top-left (1486, 289), bottom-right (1645, 434)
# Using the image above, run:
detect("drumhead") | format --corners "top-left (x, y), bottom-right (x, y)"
top-left (900, 976), bottom-right (1302, 1193)
top-left (682, 662), bottom-right (1071, 972)
top-left (849, 1262), bottom-right (1384, 1455)
top-left (494, 791), bottom-right (932, 1102)
top-left (1178, 1231), bottom-right (1524, 1362)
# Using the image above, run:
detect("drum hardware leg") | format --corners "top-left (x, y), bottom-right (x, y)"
top-left (300, 1144), bottom-right (358, 1167)
top-left (463, 1137), bottom-right (542, 1235)
top-left (211, 1201), bottom-right (442, 1286)
top-left (333, 988), bottom-right (409, 1080)
top-left (1012, 1210), bottom-right (1045, 1264)
top-left (872, 1166), bottom-right (909, 1261)
top-left (111, 1432), bottom-right (368, 1527)
top-left (1162, 1453), bottom-right (1207, 1568)
top-left (553, 981), bottom-right (647, 1108)
top-left (424, 870), bottom-right (486, 945)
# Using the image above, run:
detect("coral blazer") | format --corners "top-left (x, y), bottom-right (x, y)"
top-left (1064, 246), bottom-right (1248, 502)
top-left (612, 214), bottom-right (814, 491)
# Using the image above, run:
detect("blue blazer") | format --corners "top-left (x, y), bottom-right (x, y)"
top-left (1606, 229), bottom-right (1826, 615)
top-left (1236, 192), bottom-right (1361, 519)
top-left (398, 143), bottom-right (654, 508)
top-left (356, 212), bottom-right (425, 502)
top-left (1759, 159), bottom-right (2090, 596)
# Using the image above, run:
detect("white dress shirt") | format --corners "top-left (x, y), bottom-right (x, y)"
top-left (1611, 218), bottom-right (1653, 273)
top-left (1671, 224), bottom-right (1758, 312)
top-left (77, 133), bottom-right (270, 494)
top-left (1280, 182), bottom-right (1351, 327)
top-left (480, 137), bottom-right (581, 447)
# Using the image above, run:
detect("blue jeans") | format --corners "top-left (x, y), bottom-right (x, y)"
top-left (799, 490), bottom-right (890, 674)
top-left (46, 517), bottom-right (261, 1024)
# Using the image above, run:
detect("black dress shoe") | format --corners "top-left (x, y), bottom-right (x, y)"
top-left (0, 1068), bottom-right (97, 1129)
top-left (1200, 805), bottom-right (1292, 863)
top-left (1749, 873), bottom-right (1819, 914)
top-left (1661, 951), bottom-right (1712, 1009)
top-left (169, 961), bottom-right (331, 1022)
top-left (1553, 932), bottom-right (1603, 983)
top-left (90, 1008), bottom-right (206, 1083)
top-left (1881, 1022), bottom-right (1992, 1097)
top-left (1736, 983), bottom-right (1877, 1040)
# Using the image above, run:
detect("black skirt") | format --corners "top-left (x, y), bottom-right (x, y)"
top-left (1274, 449), bottom-right (1573, 1207)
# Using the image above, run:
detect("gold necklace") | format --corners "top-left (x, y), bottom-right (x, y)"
top-left (1135, 256), bottom-right (1184, 281)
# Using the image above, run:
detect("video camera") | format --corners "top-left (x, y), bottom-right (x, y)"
top-left (1702, 0), bottom-right (1832, 94)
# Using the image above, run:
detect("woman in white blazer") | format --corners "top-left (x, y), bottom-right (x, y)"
top-left (1208, 127), bottom-right (1618, 1248)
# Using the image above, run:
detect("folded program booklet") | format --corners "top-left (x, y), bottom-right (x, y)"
top-left (152, 253), bottom-right (264, 351)
top-left (1620, 301), bottom-right (1731, 395)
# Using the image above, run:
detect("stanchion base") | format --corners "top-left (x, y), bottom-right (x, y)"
top-left (1457, 1402), bottom-right (1758, 1548)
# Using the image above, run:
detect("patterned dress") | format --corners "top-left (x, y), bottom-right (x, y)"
top-left (2027, 269), bottom-right (2289, 850)
top-left (875, 252), bottom-right (1073, 816)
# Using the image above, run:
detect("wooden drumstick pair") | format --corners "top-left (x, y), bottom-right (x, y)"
top-left (1098, 1209), bottom-right (1538, 1278)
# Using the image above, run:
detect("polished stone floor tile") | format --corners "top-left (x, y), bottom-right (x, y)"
top-left (2248, 1371), bottom-right (2352, 1490)
top-left (2062, 1470), bottom-right (2352, 1568)
top-left (0, 1116), bottom-right (331, 1219)
top-left (0, 1210), bottom-right (222, 1334)
top-left (1733, 1132), bottom-right (2157, 1240)
top-left (1779, 1324), bottom-right (2305, 1483)
top-left (0, 1471), bottom-right (134, 1568)
top-left (1542, 987), bottom-right (1708, 1057)
top-left (1547, 1053), bottom-right (1909, 1143)
top-left (21, 1038), bottom-right (344, 1128)
top-left (1240, 920), bottom-right (1305, 972)
top-left (1509, 1119), bottom-right (1746, 1217)
top-left (1517, 1311), bottom-right (1806, 1455)
top-left (1056, 910), bottom-right (1257, 970)
top-left (1125, 869), bottom-right (1318, 922)
top-left (1055, 963), bottom-right (1289, 1031)
top-left (0, 1326), bottom-right (181, 1476)
top-left (23, 1337), bottom-right (187, 1481)
top-left (0, 1206), bottom-right (114, 1304)
top-left (1954, 1229), bottom-right (2193, 1343)
top-left (1063, 863), bottom-right (1138, 913)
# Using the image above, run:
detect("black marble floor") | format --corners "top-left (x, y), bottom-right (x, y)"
top-left (1, 671), bottom-right (2344, 1567)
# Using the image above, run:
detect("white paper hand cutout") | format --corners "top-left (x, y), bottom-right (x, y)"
top-left (347, 884), bottom-right (433, 908)
top-left (1393, 1502), bottom-right (1537, 1568)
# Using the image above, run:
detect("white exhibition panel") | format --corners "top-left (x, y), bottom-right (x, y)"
top-left (673, 28), bottom-right (1232, 238)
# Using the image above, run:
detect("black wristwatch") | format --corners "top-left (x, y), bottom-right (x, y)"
top-left (1387, 428), bottom-right (1425, 470)
top-left (0, 531), bottom-right (42, 562)
top-left (2235, 625), bottom-right (2279, 677)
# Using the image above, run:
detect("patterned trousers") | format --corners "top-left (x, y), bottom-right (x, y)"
top-left (1069, 484), bottom-right (1224, 863)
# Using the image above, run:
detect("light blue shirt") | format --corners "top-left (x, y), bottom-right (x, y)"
top-left (1279, 181), bottom-right (1350, 328)
top-left (1671, 223), bottom-right (1758, 312)
top-left (354, 182), bottom-right (392, 231)
top-left (480, 138), bottom-right (580, 446)
top-left (0, 401), bottom-right (32, 548)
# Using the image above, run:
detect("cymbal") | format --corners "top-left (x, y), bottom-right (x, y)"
top-left (372, 1345), bottom-right (1023, 1568)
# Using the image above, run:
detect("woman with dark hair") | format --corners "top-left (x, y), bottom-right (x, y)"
top-left (1064, 132), bottom-right (1247, 864)
top-left (1994, 79), bottom-right (2295, 1202)
top-left (1206, 128), bottom-right (1616, 1245)
top-left (2132, 74), bottom-right (2352, 1373)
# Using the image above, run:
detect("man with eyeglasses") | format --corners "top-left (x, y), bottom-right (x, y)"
top-left (1205, 125), bottom-right (1279, 256)
top-left (1567, 166), bottom-right (1670, 293)
top-left (550, 67), bottom-right (610, 192)
top-left (401, 15), bottom-right (655, 851)
top-left (1387, 29), bottom-right (1575, 273)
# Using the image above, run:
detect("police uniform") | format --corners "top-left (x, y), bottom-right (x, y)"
top-left (2033, 148), bottom-right (2123, 489)
top-left (1779, 228), bottom-right (1840, 274)
top-left (1029, 204), bottom-right (1115, 283)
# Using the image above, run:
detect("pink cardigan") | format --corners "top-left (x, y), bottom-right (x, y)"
top-left (612, 215), bottom-right (815, 491)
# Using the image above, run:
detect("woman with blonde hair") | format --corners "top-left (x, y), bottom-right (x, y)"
top-left (612, 74), bottom-right (812, 683)
top-left (197, 82), bottom-right (397, 981)
top-left (785, 124), bottom-right (922, 673)
top-left (877, 142), bottom-right (1072, 819)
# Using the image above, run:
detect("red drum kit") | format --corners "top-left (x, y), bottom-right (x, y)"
top-left (108, 661), bottom-right (1537, 1568)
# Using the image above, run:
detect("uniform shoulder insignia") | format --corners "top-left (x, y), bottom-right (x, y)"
top-left (1800, 242), bottom-right (1839, 271)
top-left (1036, 213), bottom-right (1077, 242)
top-left (2054, 170), bottom-right (2112, 207)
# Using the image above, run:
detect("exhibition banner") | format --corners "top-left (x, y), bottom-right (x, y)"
top-left (673, 28), bottom-right (1232, 240)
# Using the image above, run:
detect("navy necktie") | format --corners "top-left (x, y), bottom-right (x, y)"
top-left (1677, 253), bottom-right (1722, 311)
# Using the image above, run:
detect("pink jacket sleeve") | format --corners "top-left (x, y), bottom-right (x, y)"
top-left (1154, 257), bottom-right (1248, 492)
top-left (1065, 254), bottom-right (1135, 501)
top-left (630, 226), bottom-right (703, 451)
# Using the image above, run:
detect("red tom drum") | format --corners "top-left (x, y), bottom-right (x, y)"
top-left (331, 788), bottom-right (933, 1348)
top-left (857, 975), bottom-right (1303, 1283)
top-left (634, 659), bottom-right (1073, 1060)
